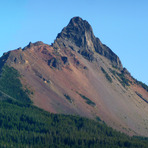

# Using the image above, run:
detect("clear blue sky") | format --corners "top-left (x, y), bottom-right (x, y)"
top-left (0, 0), bottom-right (148, 85)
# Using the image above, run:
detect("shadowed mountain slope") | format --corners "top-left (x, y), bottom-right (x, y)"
top-left (0, 17), bottom-right (148, 137)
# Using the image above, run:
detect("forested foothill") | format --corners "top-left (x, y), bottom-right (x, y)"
top-left (0, 66), bottom-right (148, 147)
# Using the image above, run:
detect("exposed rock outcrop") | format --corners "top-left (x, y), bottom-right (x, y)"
top-left (53, 17), bottom-right (122, 69)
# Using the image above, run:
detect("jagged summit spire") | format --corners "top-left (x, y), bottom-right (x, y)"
top-left (55, 16), bottom-right (94, 45)
top-left (68, 16), bottom-right (92, 32)
top-left (53, 16), bottom-right (95, 50)
top-left (53, 17), bottom-right (122, 69)
top-left (69, 16), bottom-right (84, 24)
top-left (69, 16), bottom-right (83, 23)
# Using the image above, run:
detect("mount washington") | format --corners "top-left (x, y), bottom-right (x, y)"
top-left (1, 17), bottom-right (148, 137)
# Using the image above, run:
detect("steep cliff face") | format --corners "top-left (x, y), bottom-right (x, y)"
top-left (1, 17), bottom-right (148, 137)
top-left (53, 17), bottom-right (122, 68)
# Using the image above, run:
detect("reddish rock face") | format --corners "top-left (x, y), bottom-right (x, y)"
top-left (1, 17), bottom-right (148, 137)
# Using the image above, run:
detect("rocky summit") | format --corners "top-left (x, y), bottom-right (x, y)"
top-left (53, 17), bottom-right (122, 68)
top-left (1, 17), bottom-right (148, 137)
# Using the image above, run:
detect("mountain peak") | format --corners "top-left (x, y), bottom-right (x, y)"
top-left (53, 16), bottom-right (95, 52)
top-left (54, 16), bottom-right (94, 48)
top-left (68, 16), bottom-right (92, 32)
top-left (1, 17), bottom-right (148, 137)
top-left (53, 17), bottom-right (122, 68)
top-left (69, 16), bottom-right (83, 24)
top-left (70, 16), bottom-right (83, 22)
